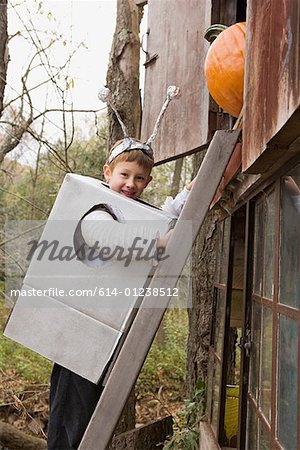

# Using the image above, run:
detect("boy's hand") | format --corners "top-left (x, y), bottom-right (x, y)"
top-left (186, 177), bottom-right (196, 191)
top-left (156, 229), bottom-right (173, 249)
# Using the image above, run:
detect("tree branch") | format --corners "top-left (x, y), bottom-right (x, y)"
top-left (0, 186), bottom-right (48, 216)
top-left (32, 106), bottom-right (106, 122)
top-left (0, 116), bottom-right (34, 165)
top-left (26, 127), bottom-right (74, 173)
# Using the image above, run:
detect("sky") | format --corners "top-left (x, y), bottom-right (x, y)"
top-left (5, 0), bottom-right (148, 164)
top-left (8, 0), bottom-right (118, 110)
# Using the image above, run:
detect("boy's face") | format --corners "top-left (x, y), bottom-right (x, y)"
top-left (103, 160), bottom-right (152, 199)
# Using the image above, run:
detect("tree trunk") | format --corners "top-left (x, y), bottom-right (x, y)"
top-left (186, 151), bottom-right (218, 392)
top-left (0, 117), bottom-right (34, 166)
top-left (170, 158), bottom-right (183, 197)
top-left (106, 0), bottom-right (143, 434)
top-left (0, 0), bottom-right (7, 119)
top-left (0, 420), bottom-right (46, 450)
top-left (106, 0), bottom-right (142, 148)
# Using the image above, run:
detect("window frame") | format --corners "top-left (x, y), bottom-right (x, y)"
top-left (207, 171), bottom-right (300, 449)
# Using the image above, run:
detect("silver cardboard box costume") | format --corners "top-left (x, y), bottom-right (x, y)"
top-left (4, 174), bottom-right (175, 383)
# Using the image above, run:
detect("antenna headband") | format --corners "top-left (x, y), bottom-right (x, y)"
top-left (107, 138), bottom-right (153, 164)
top-left (98, 85), bottom-right (180, 164)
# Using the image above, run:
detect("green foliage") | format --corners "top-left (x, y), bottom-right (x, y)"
top-left (136, 309), bottom-right (188, 398)
top-left (163, 378), bottom-right (206, 450)
top-left (0, 333), bottom-right (52, 385)
top-left (164, 429), bottom-right (199, 450)
top-left (141, 155), bottom-right (194, 207)
top-left (141, 161), bottom-right (176, 206)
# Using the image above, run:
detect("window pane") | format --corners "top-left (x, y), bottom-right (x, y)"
top-left (253, 202), bottom-right (264, 295)
top-left (263, 192), bottom-right (275, 299)
top-left (211, 361), bottom-right (221, 433)
top-left (260, 306), bottom-right (272, 423)
top-left (214, 289), bottom-right (226, 358)
top-left (259, 421), bottom-right (271, 450)
top-left (224, 385), bottom-right (239, 447)
top-left (249, 301), bottom-right (261, 401)
top-left (279, 171), bottom-right (300, 308)
top-left (277, 315), bottom-right (298, 450)
top-left (220, 218), bottom-right (230, 284)
top-left (245, 403), bottom-right (257, 450)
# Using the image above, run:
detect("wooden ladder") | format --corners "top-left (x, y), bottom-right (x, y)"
top-left (78, 129), bottom-right (241, 450)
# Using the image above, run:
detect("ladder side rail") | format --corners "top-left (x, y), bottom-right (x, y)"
top-left (79, 129), bottom-right (241, 450)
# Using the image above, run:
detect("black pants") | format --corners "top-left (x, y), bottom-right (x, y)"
top-left (47, 364), bottom-right (104, 450)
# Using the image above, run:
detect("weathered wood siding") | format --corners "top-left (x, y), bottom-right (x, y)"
top-left (243, 0), bottom-right (300, 173)
top-left (141, 0), bottom-right (211, 163)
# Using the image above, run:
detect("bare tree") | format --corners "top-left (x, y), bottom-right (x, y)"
top-left (170, 158), bottom-right (184, 197)
top-left (106, 0), bottom-right (142, 148)
top-left (0, 1), bottom-right (103, 169)
top-left (0, 0), bottom-right (8, 118)
top-left (106, 0), bottom-right (143, 434)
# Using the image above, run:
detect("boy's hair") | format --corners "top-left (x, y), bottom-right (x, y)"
top-left (107, 139), bottom-right (154, 173)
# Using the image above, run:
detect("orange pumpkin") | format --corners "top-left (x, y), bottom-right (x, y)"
top-left (204, 22), bottom-right (246, 118)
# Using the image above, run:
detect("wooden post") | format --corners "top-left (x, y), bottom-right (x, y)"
top-left (78, 130), bottom-right (241, 450)
top-left (135, 0), bottom-right (148, 6)
top-left (109, 416), bottom-right (173, 449)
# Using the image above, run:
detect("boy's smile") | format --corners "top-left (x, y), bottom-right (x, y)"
top-left (103, 161), bottom-right (152, 199)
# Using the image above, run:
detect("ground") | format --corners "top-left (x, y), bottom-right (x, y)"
top-left (0, 369), bottom-right (184, 440)
top-left (0, 298), bottom-right (187, 444)
top-left (0, 369), bottom-right (48, 439)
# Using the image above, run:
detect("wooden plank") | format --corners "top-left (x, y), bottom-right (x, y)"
top-left (78, 130), bottom-right (241, 450)
top-left (135, 0), bottom-right (147, 5)
top-left (199, 421), bottom-right (220, 450)
top-left (109, 416), bottom-right (173, 450)
top-left (244, 108), bottom-right (300, 174)
top-left (210, 110), bottom-right (244, 206)
top-left (141, 0), bottom-right (211, 163)
top-left (210, 142), bottom-right (242, 207)
top-left (243, 0), bottom-right (300, 173)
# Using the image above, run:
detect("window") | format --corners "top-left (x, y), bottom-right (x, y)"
top-left (207, 163), bottom-right (300, 450)
top-left (207, 209), bottom-right (246, 447)
top-left (207, 217), bottom-right (231, 436)
top-left (246, 166), bottom-right (300, 450)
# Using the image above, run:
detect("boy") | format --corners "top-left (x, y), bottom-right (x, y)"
top-left (47, 139), bottom-right (194, 449)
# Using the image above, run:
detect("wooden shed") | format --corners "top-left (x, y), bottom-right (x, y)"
top-left (140, 1), bottom-right (300, 449)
